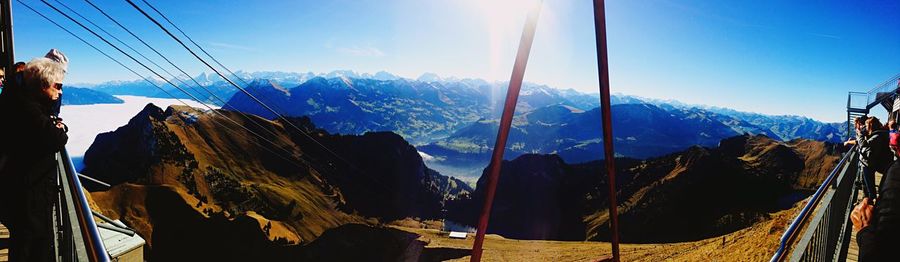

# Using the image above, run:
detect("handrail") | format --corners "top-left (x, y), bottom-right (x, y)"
top-left (866, 72), bottom-right (900, 94)
top-left (863, 73), bottom-right (900, 109)
top-left (770, 145), bottom-right (856, 262)
top-left (78, 174), bottom-right (111, 188)
top-left (865, 91), bottom-right (896, 111)
top-left (59, 148), bottom-right (111, 262)
top-left (847, 91), bottom-right (867, 110)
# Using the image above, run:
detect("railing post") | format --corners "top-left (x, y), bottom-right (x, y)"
top-left (54, 170), bottom-right (70, 261)
top-left (57, 149), bottom-right (111, 262)
top-left (0, 0), bottom-right (14, 78)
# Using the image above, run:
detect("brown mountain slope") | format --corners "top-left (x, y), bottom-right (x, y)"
top-left (444, 154), bottom-right (640, 241)
top-left (85, 104), bottom-right (359, 244)
top-left (587, 134), bottom-right (840, 243)
top-left (402, 197), bottom-right (805, 261)
top-left (83, 104), bottom-right (470, 260)
top-left (445, 134), bottom-right (839, 244)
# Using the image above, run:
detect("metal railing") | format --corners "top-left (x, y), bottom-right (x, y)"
top-left (55, 148), bottom-right (111, 262)
top-left (770, 146), bottom-right (857, 262)
top-left (847, 92), bottom-right (869, 112)
top-left (847, 92), bottom-right (869, 139)
top-left (865, 73), bottom-right (900, 107)
top-left (847, 92), bottom-right (869, 109)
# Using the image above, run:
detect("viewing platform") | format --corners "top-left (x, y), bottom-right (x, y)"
top-left (0, 221), bottom-right (143, 262)
top-left (846, 171), bottom-right (883, 261)
top-left (0, 149), bottom-right (145, 262)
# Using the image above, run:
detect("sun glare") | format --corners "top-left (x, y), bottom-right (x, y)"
top-left (465, 0), bottom-right (542, 81)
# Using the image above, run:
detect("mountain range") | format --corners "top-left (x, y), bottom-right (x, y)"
top-left (84, 71), bottom-right (845, 143)
top-left (418, 102), bottom-right (845, 180)
top-left (216, 73), bottom-right (844, 145)
top-left (222, 76), bottom-right (607, 144)
top-left (63, 70), bottom-right (856, 260)
top-left (83, 71), bottom-right (846, 179)
top-left (76, 100), bottom-right (843, 260)
top-left (62, 87), bottom-right (124, 105)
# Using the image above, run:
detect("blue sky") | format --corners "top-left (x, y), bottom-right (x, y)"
top-left (11, 0), bottom-right (900, 122)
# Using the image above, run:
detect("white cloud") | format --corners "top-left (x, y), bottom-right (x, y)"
top-left (208, 42), bottom-right (258, 52)
top-left (806, 32), bottom-right (841, 40)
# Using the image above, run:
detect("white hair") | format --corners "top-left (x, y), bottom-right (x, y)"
top-left (23, 57), bottom-right (66, 91)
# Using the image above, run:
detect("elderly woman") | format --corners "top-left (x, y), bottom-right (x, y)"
top-left (0, 50), bottom-right (69, 262)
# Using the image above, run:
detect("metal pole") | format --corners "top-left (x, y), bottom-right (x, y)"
top-left (0, 0), bottom-right (13, 78)
top-left (470, 2), bottom-right (542, 261)
top-left (593, 0), bottom-right (620, 261)
top-left (60, 149), bottom-right (111, 262)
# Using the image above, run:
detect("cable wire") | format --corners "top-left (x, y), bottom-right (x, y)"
top-left (139, 0), bottom-right (291, 115)
top-left (31, 0), bottom-right (402, 208)
top-left (129, 1), bottom-right (408, 195)
top-left (81, 0), bottom-right (293, 143)
top-left (50, 0), bottom-right (197, 96)
top-left (83, 0), bottom-right (217, 103)
top-left (125, 0), bottom-right (360, 173)
top-left (34, 0), bottom-right (309, 169)
top-left (18, 0), bottom-right (305, 170)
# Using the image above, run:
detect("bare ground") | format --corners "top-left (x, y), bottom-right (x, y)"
top-left (396, 200), bottom-right (805, 262)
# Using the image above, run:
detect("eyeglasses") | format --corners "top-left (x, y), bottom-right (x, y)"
top-left (53, 83), bottom-right (63, 90)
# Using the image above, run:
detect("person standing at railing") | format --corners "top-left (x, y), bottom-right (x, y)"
top-left (845, 116), bottom-right (867, 148)
top-left (44, 50), bottom-right (67, 117)
top-left (889, 121), bottom-right (900, 159)
top-left (0, 49), bottom-right (69, 262)
top-left (846, 116), bottom-right (882, 199)
top-left (853, 116), bottom-right (898, 261)
top-left (0, 62), bottom-right (28, 99)
top-left (14, 62), bottom-right (26, 88)
top-left (853, 150), bottom-right (900, 261)
top-left (861, 117), bottom-right (892, 196)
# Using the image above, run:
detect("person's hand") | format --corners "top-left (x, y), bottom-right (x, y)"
top-left (851, 198), bottom-right (874, 233)
top-left (54, 118), bottom-right (68, 133)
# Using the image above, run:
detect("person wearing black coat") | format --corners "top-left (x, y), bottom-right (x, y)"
top-left (0, 55), bottom-right (68, 262)
top-left (854, 158), bottom-right (900, 261)
top-left (858, 117), bottom-right (892, 199)
top-left (853, 117), bottom-right (900, 261)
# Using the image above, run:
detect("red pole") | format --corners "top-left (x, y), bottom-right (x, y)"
top-left (470, 2), bottom-right (543, 262)
top-left (593, 0), bottom-right (620, 261)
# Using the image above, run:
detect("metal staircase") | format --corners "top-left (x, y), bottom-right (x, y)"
top-left (846, 73), bottom-right (900, 138)
top-left (847, 91), bottom-right (869, 138)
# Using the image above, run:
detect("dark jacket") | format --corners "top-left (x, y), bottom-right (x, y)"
top-left (860, 129), bottom-right (893, 174)
top-left (858, 159), bottom-right (900, 261)
top-left (0, 89), bottom-right (68, 222)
